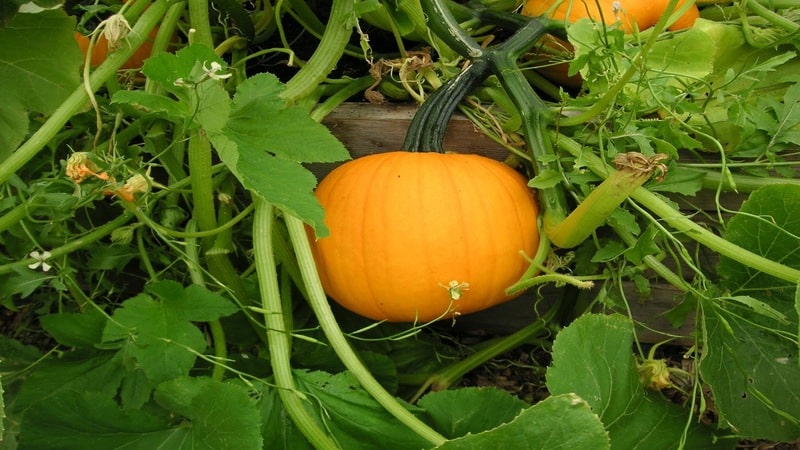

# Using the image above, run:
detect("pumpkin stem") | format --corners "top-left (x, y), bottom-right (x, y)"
top-left (402, 59), bottom-right (493, 152)
top-left (547, 152), bottom-right (669, 249)
top-left (404, 1), bottom-right (551, 154)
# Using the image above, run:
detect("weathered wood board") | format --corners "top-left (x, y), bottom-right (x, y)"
top-left (318, 103), bottom-right (726, 344)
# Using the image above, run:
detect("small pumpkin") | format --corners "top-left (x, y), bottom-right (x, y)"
top-left (310, 151), bottom-right (539, 322)
top-left (74, 27), bottom-right (159, 70)
top-left (522, 0), bottom-right (699, 33)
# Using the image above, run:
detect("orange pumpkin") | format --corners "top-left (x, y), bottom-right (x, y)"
top-left (74, 28), bottom-right (158, 70)
top-left (522, 0), bottom-right (699, 32)
top-left (310, 151), bottom-right (540, 322)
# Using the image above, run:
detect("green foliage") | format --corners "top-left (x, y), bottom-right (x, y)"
top-left (433, 394), bottom-right (610, 449)
top-left (703, 184), bottom-right (800, 441)
top-left (547, 314), bottom-right (734, 449)
top-left (1, 0), bottom-right (800, 448)
top-left (0, 9), bottom-right (81, 161)
top-left (112, 44), bottom-right (349, 235)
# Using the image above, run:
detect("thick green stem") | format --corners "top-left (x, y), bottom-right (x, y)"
top-left (0, 1), bottom-right (169, 186)
top-left (0, 212), bottom-right (134, 276)
top-left (253, 200), bottom-right (339, 450)
top-left (487, 20), bottom-right (569, 235)
top-left (187, 129), bottom-right (217, 247)
top-left (402, 59), bottom-right (494, 152)
top-left (284, 214), bottom-right (448, 447)
top-left (698, 168), bottom-right (800, 192)
top-left (0, 202), bottom-right (28, 235)
top-left (552, 131), bottom-right (800, 284)
top-left (185, 220), bottom-right (228, 382)
top-left (547, 162), bottom-right (659, 249)
top-left (280, 0), bottom-right (355, 102)
top-left (408, 305), bottom-right (558, 403)
top-left (309, 76), bottom-right (375, 123)
top-left (187, 0), bottom-right (215, 47)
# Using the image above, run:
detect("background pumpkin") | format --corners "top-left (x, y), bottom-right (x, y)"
top-left (522, 0), bottom-right (699, 32)
top-left (310, 151), bottom-right (539, 322)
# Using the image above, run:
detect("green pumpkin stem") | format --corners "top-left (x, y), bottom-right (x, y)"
top-left (547, 152), bottom-right (669, 249)
top-left (404, 0), bottom-right (551, 155)
top-left (402, 59), bottom-right (493, 152)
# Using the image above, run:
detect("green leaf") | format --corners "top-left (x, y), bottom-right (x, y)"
top-left (257, 382), bottom-right (314, 450)
top-left (646, 26), bottom-right (715, 81)
top-left (206, 74), bottom-right (349, 237)
top-left (155, 377), bottom-right (263, 449)
top-left (547, 314), bottom-right (733, 449)
top-left (208, 73), bottom-right (350, 235)
top-left (647, 166), bottom-right (705, 196)
top-left (110, 90), bottom-right (190, 121)
top-left (703, 184), bottom-right (800, 441)
top-left (226, 73), bottom-right (350, 163)
top-left (293, 370), bottom-right (431, 450)
top-left (527, 169), bottom-right (563, 189)
top-left (433, 394), bottom-right (609, 450)
top-left (210, 125), bottom-right (331, 237)
top-left (101, 280), bottom-right (238, 384)
top-left (140, 44), bottom-right (231, 131)
top-left (18, 391), bottom-right (178, 450)
top-left (40, 308), bottom-right (107, 348)
top-left (418, 387), bottom-right (528, 439)
top-left (12, 351), bottom-right (124, 414)
top-left (0, 335), bottom-right (42, 374)
top-left (0, 9), bottom-right (81, 160)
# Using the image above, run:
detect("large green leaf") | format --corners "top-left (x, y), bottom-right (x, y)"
top-left (703, 184), bottom-right (800, 441)
top-left (0, 9), bottom-right (81, 161)
top-left (433, 394), bottom-right (609, 449)
top-left (293, 370), bottom-right (431, 450)
top-left (209, 73), bottom-right (350, 236)
top-left (101, 280), bottom-right (238, 385)
top-left (123, 47), bottom-right (350, 235)
top-left (18, 391), bottom-right (177, 450)
top-left (39, 307), bottom-right (107, 349)
top-left (547, 314), bottom-right (734, 449)
top-left (18, 379), bottom-right (262, 450)
top-left (418, 387), bottom-right (528, 439)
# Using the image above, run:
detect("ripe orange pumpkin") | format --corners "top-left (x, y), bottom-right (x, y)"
top-left (74, 28), bottom-right (158, 70)
top-left (310, 151), bottom-right (540, 322)
top-left (522, 0), bottom-right (699, 32)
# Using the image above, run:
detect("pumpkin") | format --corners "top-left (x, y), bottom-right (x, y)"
top-left (75, 24), bottom-right (162, 70)
top-left (310, 151), bottom-right (539, 322)
top-left (522, 0), bottom-right (699, 33)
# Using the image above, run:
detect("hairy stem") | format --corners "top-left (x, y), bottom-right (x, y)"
top-left (253, 200), bottom-right (339, 450)
top-left (552, 131), bottom-right (800, 283)
top-left (280, 0), bottom-right (355, 102)
top-left (285, 214), bottom-right (448, 447)
top-left (408, 306), bottom-right (558, 403)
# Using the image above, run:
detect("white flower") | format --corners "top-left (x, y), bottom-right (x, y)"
top-left (202, 61), bottom-right (232, 81)
top-left (28, 250), bottom-right (52, 272)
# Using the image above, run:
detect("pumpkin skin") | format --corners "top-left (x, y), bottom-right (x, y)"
top-left (310, 151), bottom-right (540, 322)
top-left (522, 0), bottom-right (699, 33)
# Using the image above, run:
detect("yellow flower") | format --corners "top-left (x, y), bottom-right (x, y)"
top-left (66, 152), bottom-right (110, 183)
top-left (112, 172), bottom-right (151, 202)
